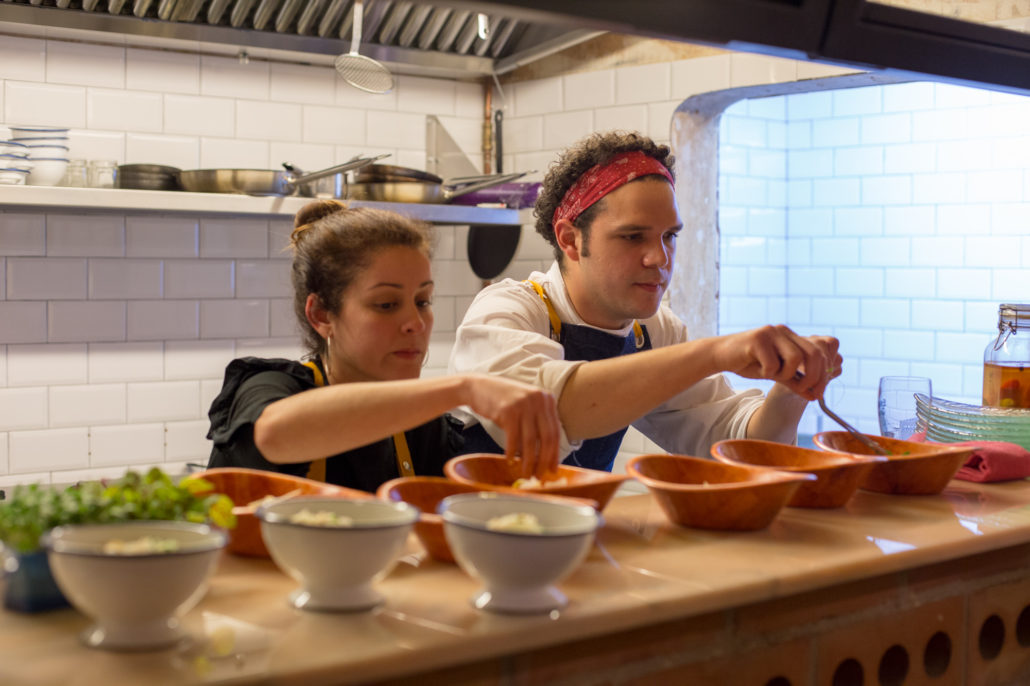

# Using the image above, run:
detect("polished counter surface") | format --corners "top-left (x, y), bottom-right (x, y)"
top-left (3, 479), bottom-right (1030, 685)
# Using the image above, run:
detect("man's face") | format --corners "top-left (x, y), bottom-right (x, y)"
top-left (566, 178), bottom-right (682, 329)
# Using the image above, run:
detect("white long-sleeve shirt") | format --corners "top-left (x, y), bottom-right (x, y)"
top-left (448, 261), bottom-right (765, 459)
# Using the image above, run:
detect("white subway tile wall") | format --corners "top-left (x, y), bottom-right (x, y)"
top-left (3, 35), bottom-right (1021, 484)
top-left (719, 82), bottom-right (1030, 435)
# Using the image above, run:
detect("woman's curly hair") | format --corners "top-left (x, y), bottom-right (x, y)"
top-left (533, 131), bottom-right (675, 264)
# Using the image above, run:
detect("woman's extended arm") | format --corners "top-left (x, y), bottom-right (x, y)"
top-left (253, 374), bottom-right (560, 476)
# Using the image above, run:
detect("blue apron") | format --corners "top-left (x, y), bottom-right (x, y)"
top-left (460, 280), bottom-right (652, 472)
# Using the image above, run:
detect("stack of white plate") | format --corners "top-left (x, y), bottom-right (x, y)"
top-left (0, 139), bottom-right (30, 185)
top-left (8, 125), bottom-right (69, 186)
top-left (915, 393), bottom-right (1030, 450)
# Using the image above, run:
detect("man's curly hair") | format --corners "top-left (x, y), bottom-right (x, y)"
top-left (534, 131), bottom-right (675, 265)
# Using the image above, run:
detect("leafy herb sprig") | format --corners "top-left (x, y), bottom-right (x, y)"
top-left (0, 467), bottom-right (236, 554)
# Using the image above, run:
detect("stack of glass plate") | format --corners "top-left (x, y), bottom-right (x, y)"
top-left (914, 393), bottom-right (1030, 449)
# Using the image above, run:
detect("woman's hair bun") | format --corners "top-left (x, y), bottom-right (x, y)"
top-left (294, 198), bottom-right (348, 229)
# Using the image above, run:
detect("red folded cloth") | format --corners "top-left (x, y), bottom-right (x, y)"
top-left (909, 432), bottom-right (1030, 483)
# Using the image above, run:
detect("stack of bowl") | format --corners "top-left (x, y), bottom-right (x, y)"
top-left (116, 164), bottom-right (182, 191)
top-left (8, 126), bottom-right (69, 186)
top-left (0, 139), bottom-right (31, 185)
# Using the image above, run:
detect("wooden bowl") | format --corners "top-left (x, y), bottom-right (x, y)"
top-left (443, 453), bottom-right (628, 512)
top-left (811, 432), bottom-right (974, 495)
top-left (625, 454), bottom-right (814, 530)
top-left (376, 477), bottom-right (485, 563)
top-left (192, 468), bottom-right (371, 557)
top-left (711, 439), bottom-right (883, 508)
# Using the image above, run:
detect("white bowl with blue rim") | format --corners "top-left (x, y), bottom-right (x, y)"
top-left (439, 491), bottom-right (600, 614)
top-left (42, 520), bottom-right (226, 650)
top-left (24, 143), bottom-right (69, 158)
top-left (8, 125), bottom-right (70, 137)
top-left (0, 140), bottom-right (29, 155)
top-left (27, 158), bottom-right (68, 186)
top-left (257, 496), bottom-right (418, 611)
top-left (0, 168), bottom-right (30, 185)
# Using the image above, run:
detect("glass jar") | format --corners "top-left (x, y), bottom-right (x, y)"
top-left (983, 303), bottom-right (1030, 408)
top-left (60, 159), bottom-right (87, 187)
top-left (88, 159), bottom-right (118, 188)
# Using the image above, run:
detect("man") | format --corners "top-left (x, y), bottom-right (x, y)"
top-left (449, 131), bottom-right (841, 473)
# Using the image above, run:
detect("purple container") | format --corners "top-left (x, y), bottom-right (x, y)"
top-left (450, 182), bottom-right (542, 209)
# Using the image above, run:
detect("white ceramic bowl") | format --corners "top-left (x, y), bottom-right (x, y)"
top-left (42, 521), bottom-right (226, 650)
top-left (25, 144), bottom-right (69, 158)
top-left (27, 158), bottom-right (68, 186)
top-left (8, 125), bottom-right (69, 137)
top-left (0, 168), bottom-right (29, 185)
top-left (439, 492), bottom-right (600, 614)
top-left (257, 497), bottom-right (418, 611)
top-left (0, 140), bottom-right (29, 155)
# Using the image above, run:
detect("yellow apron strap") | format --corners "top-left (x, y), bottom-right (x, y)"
top-left (300, 360), bottom-right (328, 482)
top-left (393, 433), bottom-right (414, 477)
top-left (632, 320), bottom-right (645, 350)
top-left (525, 279), bottom-right (644, 349)
top-left (524, 280), bottom-right (562, 342)
top-left (300, 359), bottom-right (414, 480)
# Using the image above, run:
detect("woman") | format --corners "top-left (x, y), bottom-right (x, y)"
top-left (206, 199), bottom-right (560, 492)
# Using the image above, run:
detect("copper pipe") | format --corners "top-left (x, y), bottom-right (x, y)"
top-left (482, 80), bottom-right (493, 174)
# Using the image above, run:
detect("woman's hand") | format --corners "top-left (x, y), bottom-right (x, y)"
top-left (713, 326), bottom-right (842, 401)
top-left (462, 374), bottom-right (561, 478)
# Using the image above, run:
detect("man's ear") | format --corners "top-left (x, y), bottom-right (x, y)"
top-left (304, 293), bottom-right (333, 339)
top-left (554, 219), bottom-right (583, 263)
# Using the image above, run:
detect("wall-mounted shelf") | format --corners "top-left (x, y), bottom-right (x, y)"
top-left (0, 186), bottom-right (528, 226)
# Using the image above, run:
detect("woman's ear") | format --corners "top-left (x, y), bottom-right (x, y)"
top-left (304, 293), bottom-right (333, 339)
top-left (554, 219), bottom-right (582, 263)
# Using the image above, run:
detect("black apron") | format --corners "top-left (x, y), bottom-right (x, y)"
top-left (461, 280), bottom-right (652, 472)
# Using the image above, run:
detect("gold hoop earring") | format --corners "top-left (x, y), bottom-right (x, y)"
top-left (324, 334), bottom-right (333, 384)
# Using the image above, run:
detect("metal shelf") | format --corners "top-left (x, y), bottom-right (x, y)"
top-left (0, 186), bottom-right (527, 226)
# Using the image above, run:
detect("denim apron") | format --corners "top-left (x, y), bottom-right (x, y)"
top-left (460, 280), bottom-right (652, 472)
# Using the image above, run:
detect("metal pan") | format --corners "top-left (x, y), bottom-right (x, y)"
top-left (348, 171), bottom-right (528, 204)
top-left (179, 154), bottom-right (389, 197)
top-left (355, 164), bottom-right (443, 185)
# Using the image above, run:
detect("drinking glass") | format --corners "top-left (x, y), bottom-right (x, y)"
top-left (877, 376), bottom-right (932, 439)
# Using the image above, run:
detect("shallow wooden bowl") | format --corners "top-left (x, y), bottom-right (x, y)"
top-left (376, 477), bottom-right (485, 563)
top-left (444, 453), bottom-right (628, 512)
top-left (625, 454), bottom-right (814, 530)
top-left (711, 439), bottom-right (883, 508)
top-left (193, 468), bottom-right (371, 557)
top-left (811, 432), bottom-right (974, 495)
top-left (811, 430), bottom-right (972, 494)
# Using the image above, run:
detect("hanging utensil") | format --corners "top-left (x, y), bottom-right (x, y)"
top-left (334, 0), bottom-right (394, 94)
top-left (468, 223), bottom-right (520, 285)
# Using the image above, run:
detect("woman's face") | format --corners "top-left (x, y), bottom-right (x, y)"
top-left (328, 245), bottom-right (434, 383)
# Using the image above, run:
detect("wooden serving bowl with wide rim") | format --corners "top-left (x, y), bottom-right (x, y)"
top-left (377, 475), bottom-right (599, 563)
top-left (625, 454), bottom-right (814, 530)
top-left (193, 467), bottom-right (372, 557)
top-left (811, 432), bottom-right (974, 495)
top-left (376, 477), bottom-right (484, 563)
top-left (711, 439), bottom-right (884, 508)
top-left (444, 453), bottom-right (628, 512)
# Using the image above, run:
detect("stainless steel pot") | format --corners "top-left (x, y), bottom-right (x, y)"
top-left (348, 171), bottom-right (527, 204)
top-left (179, 154), bottom-right (388, 197)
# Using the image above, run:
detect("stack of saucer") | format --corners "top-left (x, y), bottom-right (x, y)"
top-left (8, 126), bottom-right (69, 186)
top-left (0, 139), bottom-right (30, 185)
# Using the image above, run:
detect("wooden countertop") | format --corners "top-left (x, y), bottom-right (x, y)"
top-left (4, 479), bottom-right (1030, 686)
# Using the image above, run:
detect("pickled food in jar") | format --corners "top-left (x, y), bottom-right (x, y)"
top-left (982, 362), bottom-right (1030, 408)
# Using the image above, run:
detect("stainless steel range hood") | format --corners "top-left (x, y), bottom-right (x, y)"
top-left (0, 0), bottom-right (602, 80)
